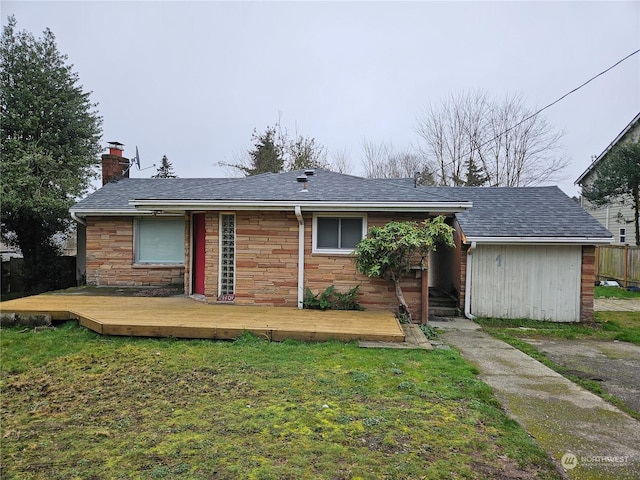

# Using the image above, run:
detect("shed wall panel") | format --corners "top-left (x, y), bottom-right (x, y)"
top-left (471, 245), bottom-right (581, 322)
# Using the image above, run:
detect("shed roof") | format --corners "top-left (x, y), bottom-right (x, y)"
top-left (385, 180), bottom-right (612, 243)
top-left (438, 185), bottom-right (611, 242)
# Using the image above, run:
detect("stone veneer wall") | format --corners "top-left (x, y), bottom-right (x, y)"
top-left (85, 216), bottom-right (184, 287)
top-left (187, 211), bottom-right (426, 317)
top-left (304, 212), bottom-right (424, 319)
top-left (580, 245), bottom-right (596, 322)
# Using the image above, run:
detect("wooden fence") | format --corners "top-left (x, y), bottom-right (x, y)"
top-left (1, 256), bottom-right (77, 294)
top-left (596, 245), bottom-right (640, 288)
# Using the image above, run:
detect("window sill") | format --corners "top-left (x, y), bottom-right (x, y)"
top-left (133, 263), bottom-right (185, 269)
top-left (311, 250), bottom-right (357, 257)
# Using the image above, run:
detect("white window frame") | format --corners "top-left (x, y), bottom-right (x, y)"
top-left (218, 213), bottom-right (236, 297)
top-left (312, 213), bottom-right (367, 255)
top-left (134, 216), bottom-right (185, 265)
top-left (619, 228), bottom-right (626, 243)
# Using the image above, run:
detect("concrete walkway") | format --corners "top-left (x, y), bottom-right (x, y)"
top-left (431, 317), bottom-right (640, 479)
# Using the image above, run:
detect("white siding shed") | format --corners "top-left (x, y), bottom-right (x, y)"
top-left (470, 244), bottom-right (582, 322)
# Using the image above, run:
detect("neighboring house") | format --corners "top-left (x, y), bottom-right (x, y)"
top-left (70, 147), bottom-right (612, 323)
top-left (575, 112), bottom-right (640, 246)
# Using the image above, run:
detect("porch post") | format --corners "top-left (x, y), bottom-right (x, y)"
top-left (421, 264), bottom-right (429, 325)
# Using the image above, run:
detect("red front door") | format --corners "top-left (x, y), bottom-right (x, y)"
top-left (192, 214), bottom-right (206, 295)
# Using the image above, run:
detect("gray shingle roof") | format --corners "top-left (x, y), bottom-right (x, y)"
top-left (425, 185), bottom-right (612, 239)
top-left (72, 170), bottom-right (612, 240)
top-left (72, 170), bottom-right (458, 210)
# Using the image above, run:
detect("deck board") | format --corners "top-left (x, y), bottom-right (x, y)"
top-left (0, 295), bottom-right (405, 343)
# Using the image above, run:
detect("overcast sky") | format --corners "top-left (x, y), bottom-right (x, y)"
top-left (3, 1), bottom-right (639, 196)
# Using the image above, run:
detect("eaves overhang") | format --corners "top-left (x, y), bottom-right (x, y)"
top-left (126, 199), bottom-right (473, 214)
top-left (69, 208), bottom-right (177, 217)
top-left (575, 112), bottom-right (640, 185)
top-left (462, 235), bottom-right (614, 245)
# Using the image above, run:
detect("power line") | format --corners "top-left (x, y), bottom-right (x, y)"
top-left (496, 48), bottom-right (640, 141)
top-left (438, 48), bottom-right (640, 169)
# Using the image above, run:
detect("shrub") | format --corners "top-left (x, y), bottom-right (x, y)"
top-left (304, 285), bottom-right (363, 311)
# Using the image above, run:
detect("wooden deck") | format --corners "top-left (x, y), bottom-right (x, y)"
top-left (0, 295), bottom-right (405, 343)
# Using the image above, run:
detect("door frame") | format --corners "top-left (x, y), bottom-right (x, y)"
top-left (191, 213), bottom-right (206, 295)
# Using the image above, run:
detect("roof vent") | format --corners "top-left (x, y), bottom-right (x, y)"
top-left (297, 174), bottom-right (308, 192)
top-left (304, 169), bottom-right (315, 176)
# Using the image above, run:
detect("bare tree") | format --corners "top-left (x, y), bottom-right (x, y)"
top-left (417, 91), bottom-right (488, 186)
top-left (329, 147), bottom-right (354, 174)
top-left (417, 91), bottom-right (568, 187)
top-left (480, 94), bottom-right (568, 186)
top-left (361, 139), bottom-right (435, 184)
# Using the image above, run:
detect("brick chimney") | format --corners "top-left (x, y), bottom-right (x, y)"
top-left (101, 141), bottom-right (130, 185)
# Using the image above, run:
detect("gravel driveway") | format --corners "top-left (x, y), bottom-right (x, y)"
top-left (523, 338), bottom-right (640, 413)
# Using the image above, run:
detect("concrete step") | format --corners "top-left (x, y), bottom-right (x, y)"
top-left (429, 297), bottom-right (458, 307)
top-left (429, 306), bottom-right (460, 317)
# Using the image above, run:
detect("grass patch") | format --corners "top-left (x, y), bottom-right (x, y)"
top-left (477, 311), bottom-right (640, 345)
top-left (1, 323), bottom-right (560, 479)
top-left (477, 313), bottom-right (640, 421)
top-left (595, 285), bottom-right (640, 299)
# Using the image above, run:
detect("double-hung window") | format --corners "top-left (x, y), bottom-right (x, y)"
top-left (134, 217), bottom-right (185, 264)
top-left (313, 214), bottom-right (366, 254)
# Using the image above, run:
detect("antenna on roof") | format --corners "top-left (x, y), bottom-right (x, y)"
top-left (131, 146), bottom-right (141, 170)
top-left (120, 145), bottom-right (143, 177)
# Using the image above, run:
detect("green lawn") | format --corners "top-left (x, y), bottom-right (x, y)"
top-left (594, 285), bottom-right (640, 299)
top-left (0, 322), bottom-right (560, 480)
top-left (477, 311), bottom-right (640, 345)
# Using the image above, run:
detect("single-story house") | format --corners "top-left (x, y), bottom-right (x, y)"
top-left (70, 146), bottom-right (612, 323)
top-left (575, 112), bottom-right (640, 246)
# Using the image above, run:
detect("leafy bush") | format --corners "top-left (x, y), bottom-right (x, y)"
top-left (420, 324), bottom-right (439, 339)
top-left (304, 285), bottom-right (363, 311)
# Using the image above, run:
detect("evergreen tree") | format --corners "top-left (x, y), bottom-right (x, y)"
top-left (234, 126), bottom-right (284, 176)
top-left (0, 16), bottom-right (102, 293)
top-left (152, 155), bottom-right (177, 178)
top-left (583, 141), bottom-right (640, 245)
top-left (223, 123), bottom-right (327, 176)
top-left (451, 157), bottom-right (489, 186)
top-left (463, 157), bottom-right (490, 186)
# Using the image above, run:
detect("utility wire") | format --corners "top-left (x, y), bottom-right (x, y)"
top-left (442, 48), bottom-right (640, 167)
top-left (497, 49), bottom-right (640, 140)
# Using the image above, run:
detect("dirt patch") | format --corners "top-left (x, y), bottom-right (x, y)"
top-left (523, 338), bottom-right (640, 414)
